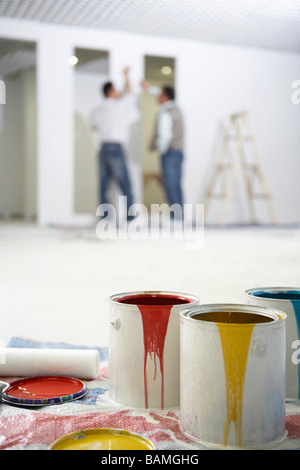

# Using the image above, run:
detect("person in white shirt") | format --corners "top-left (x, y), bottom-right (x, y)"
top-left (141, 81), bottom-right (184, 210)
top-left (90, 68), bottom-right (136, 219)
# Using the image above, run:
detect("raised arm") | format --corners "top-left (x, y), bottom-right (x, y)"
top-left (123, 66), bottom-right (132, 94)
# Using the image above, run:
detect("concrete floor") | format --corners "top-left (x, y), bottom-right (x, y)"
top-left (0, 221), bottom-right (299, 349)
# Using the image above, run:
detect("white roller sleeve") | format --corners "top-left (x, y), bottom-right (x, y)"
top-left (0, 348), bottom-right (100, 379)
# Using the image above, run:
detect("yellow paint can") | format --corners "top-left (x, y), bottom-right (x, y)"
top-left (50, 428), bottom-right (155, 450)
top-left (180, 304), bottom-right (287, 449)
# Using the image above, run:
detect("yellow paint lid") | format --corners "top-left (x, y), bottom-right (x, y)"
top-left (50, 428), bottom-right (155, 450)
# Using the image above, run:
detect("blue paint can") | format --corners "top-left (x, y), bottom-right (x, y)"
top-left (246, 287), bottom-right (300, 400)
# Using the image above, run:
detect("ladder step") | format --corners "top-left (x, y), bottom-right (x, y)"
top-left (252, 194), bottom-right (272, 199)
top-left (216, 164), bottom-right (233, 170)
top-left (245, 164), bottom-right (258, 170)
top-left (224, 135), bottom-right (254, 141)
top-left (206, 194), bottom-right (225, 199)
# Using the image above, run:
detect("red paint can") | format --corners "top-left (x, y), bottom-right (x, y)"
top-left (109, 291), bottom-right (199, 409)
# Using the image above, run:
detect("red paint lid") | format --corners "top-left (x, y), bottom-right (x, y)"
top-left (2, 375), bottom-right (86, 406)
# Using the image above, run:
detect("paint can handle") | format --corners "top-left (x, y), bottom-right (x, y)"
top-left (252, 339), bottom-right (266, 357)
top-left (111, 317), bottom-right (121, 330)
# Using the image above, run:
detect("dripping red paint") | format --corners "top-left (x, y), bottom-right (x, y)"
top-left (118, 294), bottom-right (191, 408)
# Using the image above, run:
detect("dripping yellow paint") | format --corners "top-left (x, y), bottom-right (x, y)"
top-left (218, 321), bottom-right (254, 447)
top-left (192, 310), bottom-right (274, 447)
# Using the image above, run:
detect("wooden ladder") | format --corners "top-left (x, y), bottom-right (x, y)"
top-left (204, 111), bottom-right (277, 225)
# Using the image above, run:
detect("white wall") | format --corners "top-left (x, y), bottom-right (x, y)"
top-left (0, 17), bottom-right (299, 225)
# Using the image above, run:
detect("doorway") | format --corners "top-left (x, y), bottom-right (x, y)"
top-left (72, 47), bottom-right (109, 214)
top-left (0, 38), bottom-right (37, 221)
top-left (142, 55), bottom-right (175, 210)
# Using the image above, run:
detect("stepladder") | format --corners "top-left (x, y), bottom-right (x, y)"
top-left (204, 111), bottom-right (277, 225)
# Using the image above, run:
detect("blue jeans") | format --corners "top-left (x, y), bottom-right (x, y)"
top-left (99, 143), bottom-right (133, 215)
top-left (161, 149), bottom-right (183, 207)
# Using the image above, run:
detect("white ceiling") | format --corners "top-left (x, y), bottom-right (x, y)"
top-left (0, 0), bottom-right (300, 54)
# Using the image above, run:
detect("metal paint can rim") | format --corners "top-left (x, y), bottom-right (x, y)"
top-left (109, 290), bottom-right (199, 306)
top-left (180, 303), bottom-right (287, 326)
top-left (49, 428), bottom-right (155, 450)
top-left (245, 287), bottom-right (300, 303)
